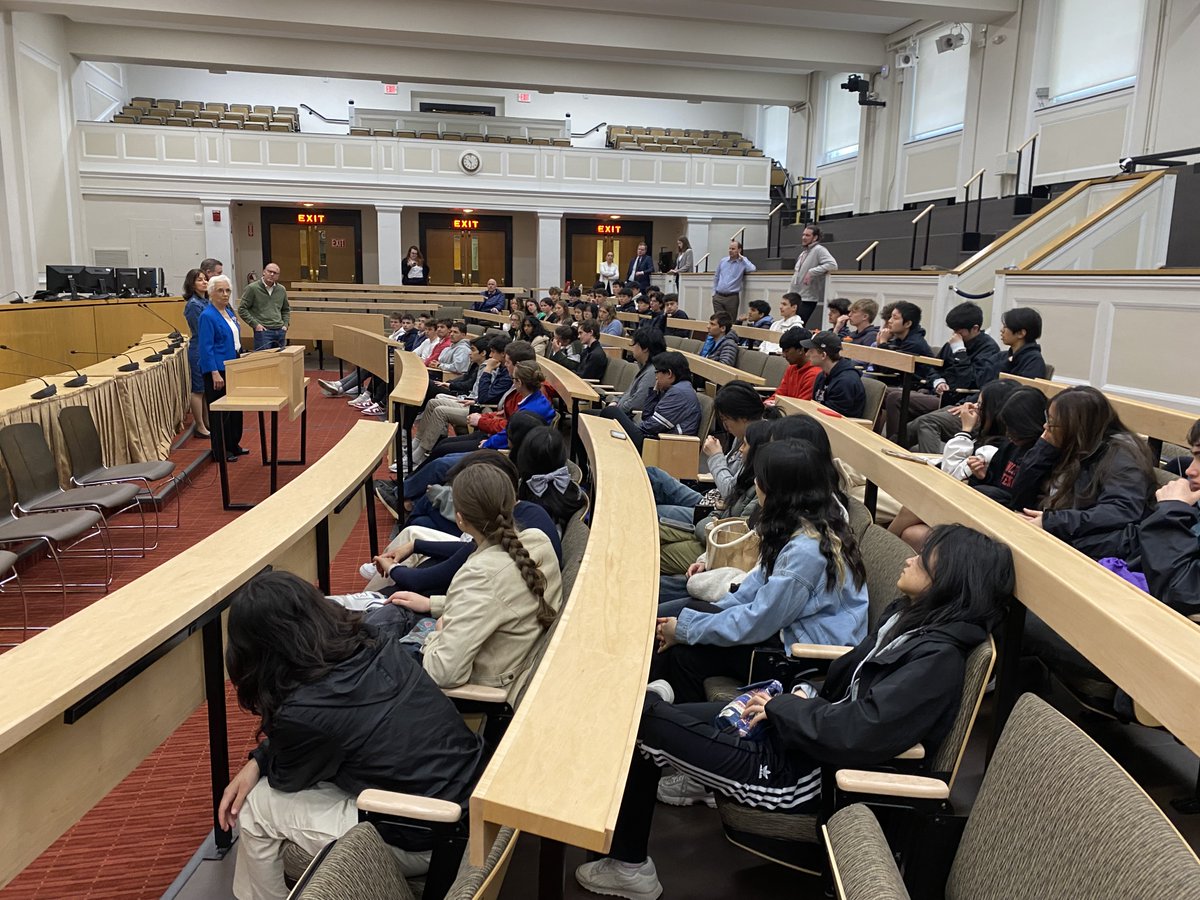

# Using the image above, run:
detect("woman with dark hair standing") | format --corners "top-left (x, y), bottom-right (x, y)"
top-left (668, 236), bottom-right (693, 276)
top-left (651, 439), bottom-right (869, 705)
top-left (182, 268), bottom-right (211, 438)
top-left (217, 571), bottom-right (481, 900)
top-left (576, 524), bottom-right (1013, 899)
top-left (1016, 385), bottom-right (1157, 559)
top-left (401, 245), bottom-right (429, 285)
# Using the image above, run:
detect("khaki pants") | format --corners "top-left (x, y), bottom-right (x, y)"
top-left (712, 291), bottom-right (741, 320)
top-left (416, 395), bottom-right (472, 455)
top-left (232, 779), bottom-right (429, 900)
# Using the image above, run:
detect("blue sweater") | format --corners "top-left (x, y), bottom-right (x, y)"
top-left (482, 391), bottom-right (555, 449)
top-left (675, 531), bottom-right (868, 651)
top-left (197, 302), bottom-right (241, 374)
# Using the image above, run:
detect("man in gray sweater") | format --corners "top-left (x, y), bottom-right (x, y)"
top-left (239, 262), bottom-right (290, 351)
top-left (789, 225), bottom-right (838, 328)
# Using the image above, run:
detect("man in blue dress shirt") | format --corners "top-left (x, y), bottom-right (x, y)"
top-left (711, 239), bottom-right (756, 321)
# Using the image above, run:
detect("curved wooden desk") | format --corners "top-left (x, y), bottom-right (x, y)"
top-left (0, 420), bottom-right (396, 888)
top-left (388, 349), bottom-right (434, 475)
top-left (469, 415), bottom-right (658, 872)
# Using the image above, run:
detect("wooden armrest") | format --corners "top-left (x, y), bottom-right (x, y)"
top-left (357, 789), bottom-right (464, 822)
top-left (656, 434), bottom-right (700, 443)
top-left (847, 418), bottom-right (874, 428)
top-left (791, 643), bottom-right (853, 660)
top-left (695, 473), bottom-right (715, 483)
top-left (753, 386), bottom-right (777, 394)
top-left (443, 683), bottom-right (508, 704)
top-left (895, 743), bottom-right (925, 760)
top-left (582, 378), bottom-right (601, 384)
top-left (591, 383), bottom-right (616, 391)
top-left (835, 770), bottom-right (949, 800)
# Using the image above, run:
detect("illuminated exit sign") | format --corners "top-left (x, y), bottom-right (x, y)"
top-left (516, 92), bottom-right (531, 103)
top-left (383, 84), bottom-right (398, 95)
top-left (297, 213), bottom-right (326, 224)
top-left (596, 223), bottom-right (622, 234)
top-left (453, 218), bottom-right (480, 229)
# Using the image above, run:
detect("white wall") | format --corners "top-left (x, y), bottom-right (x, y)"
top-left (118, 66), bottom-right (760, 141)
top-left (82, 196), bottom-right (205, 292)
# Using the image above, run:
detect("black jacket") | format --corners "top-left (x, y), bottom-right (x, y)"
top-left (1012, 436), bottom-right (1155, 560)
top-left (577, 340), bottom-right (609, 382)
top-left (880, 325), bottom-right (936, 382)
top-left (766, 609), bottom-right (988, 769)
top-left (249, 629), bottom-right (483, 803)
top-left (813, 357), bottom-right (866, 419)
top-left (1002, 342), bottom-right (1046, 380)
top-left (1132, 500), bottom-right (1200, 616)
top-left (448, 361), bottom-right (480, 395)
top-left (936, 332), bottom-right (1003, 397)
top-left (969, 438), bottom-right (1037, 509)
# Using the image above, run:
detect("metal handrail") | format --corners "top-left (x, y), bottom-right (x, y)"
top-left (856, 241), bottom-right (880, 262)
top-left (695, 252), bottom-right (711, 272)
top-left (768, 202), bottom-right (784, 217)
top-left (1016, 133), bottom-right (1037, 152)
top-left (963, 168), bottom-right (986, 190)
top-left (911, 203), bottom-right (936, 225)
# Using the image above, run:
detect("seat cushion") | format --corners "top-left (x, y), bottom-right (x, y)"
top-left (826, 804), bottom-right (911, 900)
top-left (76, 461), bottom-right (175, 484)
top-left (25, 483), bottom-right (140, 512)
top-left (0, 509), bottom-right (102, 543)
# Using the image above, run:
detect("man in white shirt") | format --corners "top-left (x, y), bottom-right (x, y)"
top-left (789, 225), bottom-right (838, 328)
top-left (414, 322), bottom-right (438, 361)
top-left (757, 293), bottom-right (805, 355)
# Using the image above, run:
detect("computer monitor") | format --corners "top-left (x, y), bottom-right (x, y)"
top-left (115, 268), bottom-right (139, 297)
top-left (137, 267), bottom-right (163, 296)
top-left (46, 264), bottom-right (86, 295)
top-left (83, 266), bottom-right (116, 295)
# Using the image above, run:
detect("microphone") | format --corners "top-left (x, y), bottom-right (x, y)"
top-left (0, 370), bottom-right (57, 400)
top-left (137, 303), bottom-right (184, 340)
top-left (134, 338), bottom-right (178, 361)
top-left (0, 290), bottom-right (25, 304)
top-left (69, 349), bottom-right (140, 372)
top-left (0, 344), bottom-right (88, 387)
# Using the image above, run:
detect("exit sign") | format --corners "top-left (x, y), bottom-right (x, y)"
top-left (516, 92), bottom-right (531, 103)
top-left (383, 84), bottom-right (398, 95)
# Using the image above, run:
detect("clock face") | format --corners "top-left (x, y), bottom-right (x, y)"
top-left (460, 151), bottom-right (481, 174)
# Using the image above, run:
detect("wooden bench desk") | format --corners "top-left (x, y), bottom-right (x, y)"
top-left (469, 416), bottom-right (658, 886)
top-left (776, 397), bottom-right (1200, 760)
top-left (836, 343), bottom-right (943, 441)
top-left (293, 282), bottom-right (528, 295)
top-left (0, 420), bottom-right (395, 888)
top-left (599, 333), bottom-right (633, 350)
top-left (680, 349), bottom-right (765, 387)
top-left (462, 309), bottom-right (511, 327)
top-left (1000, 373), bottom-right (1197, 457)
top-left (289, 299), bottom-right (442, 313)
top-left (537, 354), bottom-right (601, 451)
top-left (388, 349), bottom-right (434, 476)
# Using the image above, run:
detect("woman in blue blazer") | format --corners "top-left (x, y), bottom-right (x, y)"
top-left (197, 274), bottom-right (246, 461)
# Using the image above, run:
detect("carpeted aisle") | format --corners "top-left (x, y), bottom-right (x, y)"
top-left (0, 370), bottom-right (394, 900)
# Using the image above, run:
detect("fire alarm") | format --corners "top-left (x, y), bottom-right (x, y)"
top-left (212, 210), bottom-right (222, 222)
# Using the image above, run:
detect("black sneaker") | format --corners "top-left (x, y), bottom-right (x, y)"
top-left (374, 479), bottom-right (400, 518)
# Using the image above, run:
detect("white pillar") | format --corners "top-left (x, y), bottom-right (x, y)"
top-left (536, 211), bottom-right (563, 293)
top-left (201, 200), bottom-right (234, 283)
top-left (376, 205), bottom-right (404, 285)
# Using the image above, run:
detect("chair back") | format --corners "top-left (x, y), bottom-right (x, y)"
top-left (761, 354), bottom-right (789, 388)
top-left (665, 335), bottom-right (684, 349)
top-left (696, 391), bottom-right (717, 442)
top-left (946, 694), bottom-right (1200, 900)
top-left (857, 525), bottom-right (912, 630)
top-left (58, 406), bottom-right (105, 480)
top-left (679, 338), bottom-right (703, 355)
top-left (559, 509), bottom-right (590, 609)
top-left (929, 637), bottom-right (995, 786)
top-left (735, 348), bottom-right (767, 377)
top-left (845, 495), bottom-right (873, 541)
top-left (861, 376), bottom-right (887, 430)
top-left (1043, 362), bottom-right (1056, 380)
top-left (0, 423), bottom-right (61, 506)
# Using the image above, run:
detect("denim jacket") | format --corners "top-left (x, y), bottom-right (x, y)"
top-left (674, 530), bottom-right (868, 651)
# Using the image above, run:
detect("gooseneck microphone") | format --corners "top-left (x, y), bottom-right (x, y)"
top-left (134, 338), bottom-right (178, 361)
top-left (137, 302), bottom-right (184, 341)
top-left (0, 344), bottom-right (88, 387)
top-left (69, 349), bottom-right (140, 372)
top-left (0, 370), bottom-right (58, 400)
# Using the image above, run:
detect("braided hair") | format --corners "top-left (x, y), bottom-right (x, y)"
top-left (452, 464), bottom-right (552, 627)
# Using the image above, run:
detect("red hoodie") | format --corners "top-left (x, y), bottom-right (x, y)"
top-left (770, 362), bottom-right (820, 403)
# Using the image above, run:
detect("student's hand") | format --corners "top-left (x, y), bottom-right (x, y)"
top-left (467, 413), bottom-right (482, 427)
top-left (958, 403), bottom-right (979, 432)
top-left (656, 617), bottom-right (678, 652)
top-left (373, 553), bottom-right (397, 574)
top-left (435, 381), bottom-right (449, 388)
top-left (685, 561), bottom-right (708, 579)
top-left (835, 314), bottom-right (849, 331)
top-left (966, 456), bottom-right (988, 479)
top-left (946, 403), bottom-right (964, 415)
top-left (742, 690), bottom-right (774, 728)
top-left (217, 758), bottom-right (261, 831)
top-left (801, 272), bottom-right (812, 285)
top-left (1021, 509), bottom-right (1045, 529)
top-left (390, 592), bottom-right (432, 613)
top-left (254, 324), bottom-right (265, 333)
top-left (877, 326), bottom-right (892, 345)
top-left (702, 435), bottom-right (722, 457)
top-left (934, 381), bottom-right (950, 395)
top-left (483, 358), bottom-right (500, 372)
top-left (435, 616), bottom-right (445, 632)
top-left (212, 371), bottom-right (224, 390)
top-left (1157, 478), bottom-right (1200, 506)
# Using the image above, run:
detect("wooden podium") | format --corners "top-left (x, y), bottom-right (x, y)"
top-left (210, 346), bottom-right (309, 510)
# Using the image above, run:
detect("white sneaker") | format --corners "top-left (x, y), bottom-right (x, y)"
top-left (388, 462), bottom-right (398, 473)
top-left (359, 562), bottom-right (378, 580)
top-left (646, 680), bottom-right (675, 704)
top-left (318, 378), bottom-right (342, 396)
top-left (361, 402), bottom-right (384, 416)
top-left (575, 857), bottom-right (662, 900)
top-left (656, 772), bottom-right (715, 808)
top-left (349, 394), bottom-right (372, 408)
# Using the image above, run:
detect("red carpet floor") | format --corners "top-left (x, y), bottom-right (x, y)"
top-left (1, 370), bottom-right (394, 900)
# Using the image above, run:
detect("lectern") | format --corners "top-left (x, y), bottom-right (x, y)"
top-left (210, 346), bottom-right (308, 509)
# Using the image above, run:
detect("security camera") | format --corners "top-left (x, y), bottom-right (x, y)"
top-left (936, 31), bottom-right (966, 53)
top-left (840, 74), bottom-right (871, 94)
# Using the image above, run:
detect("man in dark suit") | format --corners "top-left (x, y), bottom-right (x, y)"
top-left (626, 242), bottom-right (654, 293)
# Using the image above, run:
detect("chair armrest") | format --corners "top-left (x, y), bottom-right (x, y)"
top-left (753, 386), bottom-right (777, 394)
top-left (791, 643), bottom-right (853, 660)
top-left (835, 770), bottom-right (949, 800)
top-left (694, 473), bottom-right (715, 484)
top-left (357, 789), bottom-right (464, 823)
top-left (657, 434), bottom-right (700, 444)
top-left (895, 743), bottom-right (925, 761)
top-left (443, 683), bottom-right (508, 704)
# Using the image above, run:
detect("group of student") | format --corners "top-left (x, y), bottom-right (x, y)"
top-left (219, 287), bottom-right (1200, 900)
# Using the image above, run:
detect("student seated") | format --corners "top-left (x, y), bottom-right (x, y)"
top-left (663, 293), bottom-right (690, 336)
top-left (647, 382), bottom-right (773, 527)
top-left (576, 319), bottom-right (609, 381)
top-left (602, 327), bottom-right (666, 418)
top-left (910, 306), bottom-right (1047, 452)
top-left (548, 323), bottom-right (582, 370)
top-left (885, 301), bottom-right (1001, 443)
top-left (1015, 386), bottom-right (1157, 560)
top-left (519, 313), bottom-right (550, 355)
top-left (826, 296), bottom-right (851, 337)
top-left (576, 524), bottom-right (1012, 899)
top-left (840, 298), bottom-right (879, 346)
top-left (766, 326), bottom-right (821, 405)
top-left (598, 301), bottom-right (625, 336)
top-left (603, 351), bottom-right (702, 452)
top-left (805, 331), bottom-right (866, 419)
top-left (650, 439), bottom-right (869, 704)
top-left (1133, 417), bottom-right (1200, 617)
top-left (218, 571), bottom-right (482, 900)
top-left (318, 313), bottom-right (410, 397)
top-left (698, 312), bottom-right (739, 366)
top-left (515, 426), bottom-right (588, 534)
top-left (740, 299), bottom-right (773, 346)
top-left (757, 292), bottom-right (804, 355)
